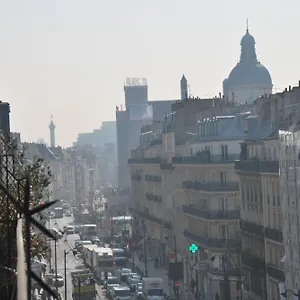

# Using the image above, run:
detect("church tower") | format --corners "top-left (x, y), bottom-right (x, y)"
top-left (180, 75), bottom-right (188, 100)
top-left (49, 116), bottom-right (56, 148)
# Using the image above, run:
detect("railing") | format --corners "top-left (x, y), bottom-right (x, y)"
top-left (242, 250), bottom-right (266, 271)
top-left (149, 139), bottom-right (162, 146)
top-left (182, 180), bottom-right (239, 192)
top-left (145, 175), bottom-right (162, 183)
top-left (145, 192), bottom-right (163, 203)
top-left (129, 207), bottom-right (164, 227)
top-left (160, 163), bottom-right (174, 170)
top-left (183, 205), bottom-right (240, 220)
top-left (128, 157), bottom-right (161, 164)
top-left (164, 221), bottom-right (173, 230)
top-left (209, 267), bottom-right (242, 277)
top-left (240, 220), bottom-right (264, 238)
top-left (183, 229), bottom-right (238, 248)
top-left (131, 174), bottom-right (141, 181)
top-left (173, 154), bottom-right (239, 165)
top-left (265, 228), bottom-right (283, 243)
top-left (267, 264), bottom-right (285, 281)
top-left (235, 159), bottom-right (279, 174)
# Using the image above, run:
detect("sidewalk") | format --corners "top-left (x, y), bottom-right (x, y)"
top-left (127, 253), bottom-right (171, 295)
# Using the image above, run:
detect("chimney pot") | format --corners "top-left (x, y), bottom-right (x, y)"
top-left (285, 88), bottom-right (288, 92)
top-left (289, 85), bottom-right (291, 91)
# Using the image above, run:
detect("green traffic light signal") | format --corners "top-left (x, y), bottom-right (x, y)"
top-left (189, 243), bottom-right (198, 253)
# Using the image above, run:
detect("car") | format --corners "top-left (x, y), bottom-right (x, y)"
top-left (119, 268), bottom-right (131, 281)
top-left (107, 284), bottom-right (120, 298)
top-left (90, 236), bottom-right (100, 244)
top-left (125, 273), bottom-right (138, 284)
top-left (104, 276), bottom-right (119, 288)
top-left (50, 228), bottom-right (63, 239)
top-left (65, 211), bottom-right (72, 216)
top-left (129, 277), bottom-right (139, 292)
top-left (136, 285), bottom-right (143, 299)
top-left (53, 274), bottom-right (64, 287)
top-left (66, 226), bottom-right (75, 235)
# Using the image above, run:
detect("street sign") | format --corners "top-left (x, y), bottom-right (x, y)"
top-left (189, 244), bottom-right (198, 253)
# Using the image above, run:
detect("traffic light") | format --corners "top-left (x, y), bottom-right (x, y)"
top-left (236, 281), bottom-right (242, 291)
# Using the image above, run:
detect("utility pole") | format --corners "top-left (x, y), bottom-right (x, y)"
top-left (64, 250), bottom-right (69, 300)
top-left (55, 239), bottom-right (58, 292)
top-left (143, 220), bottom-right (148, 277)
top-left (173, 235), bottom-right (178, 262)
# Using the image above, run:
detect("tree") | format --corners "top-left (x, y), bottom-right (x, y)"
top-left (0, 136), bottom-right (53, 261)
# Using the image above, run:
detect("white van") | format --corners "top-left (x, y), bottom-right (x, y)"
top-left (111, 286), bottom-right (131, 300)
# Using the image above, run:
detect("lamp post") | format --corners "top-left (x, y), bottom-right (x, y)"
top-left (142, 220), bottom-right (148, 277)
top-left (64, 250), bottom-right (69, 300)
top-left (54, 239), bottom-right (58, 292)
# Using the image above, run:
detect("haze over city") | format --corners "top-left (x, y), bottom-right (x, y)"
top-left (0, 0), bottom-right (300, 146)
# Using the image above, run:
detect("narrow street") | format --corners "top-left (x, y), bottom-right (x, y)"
top-left (50, 216), bottom-right (83, 300)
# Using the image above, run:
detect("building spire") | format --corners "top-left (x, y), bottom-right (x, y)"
top-left (49, 115), bottom-right (56, 148)
top-left (246, 18), bottom-right (249, 32)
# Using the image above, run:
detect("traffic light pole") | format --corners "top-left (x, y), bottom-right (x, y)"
top-left (173, 235), bottom-right (178, 263)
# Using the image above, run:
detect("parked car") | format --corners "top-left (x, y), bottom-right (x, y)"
top-left (90, 236), bottom-right (100, 244)
top-left (65, 211), bottom-right (72, 216)
top-left (53, 274), bottom-right (64, 287)
top-left (128, 277), bottom-right (139, 292)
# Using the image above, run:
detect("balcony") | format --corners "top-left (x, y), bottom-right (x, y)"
top-left (129, 207), bottom-right (164, 226)
top-left (145, 192), bottom-right (163, 204)
top-left (173, 154), bottom-right (239, 165)
top-left (240, 220), bottom-right (264, 238)
top-left (128, 157), bottom-right (161, 164)
top-left (209, 267), bottom-right (242, 277)
top-left (164, 221), bottom-right (173, 230)
top-left (145, 175), bottom-right (161, 183)
top-left (242, 250), bottom-right (266, 271)
top-left (235, 159), bottom-right (279, 174)
top-left (131, 174), bottom-right (141, 181)
top-left (267, 264), bottom-right (285, 281)
top-left (149, 139), bottom-right (162, 146)
top-left (182, 180), bottom-right (239, 192)
top-left (265, 228), bottom-right (283, 243)
top-left (183, 229), bottom-right (238, 249)
top-left (183, 205), bottom-right (240, 220)
top-left (160, 163), bottom-right (174, 171)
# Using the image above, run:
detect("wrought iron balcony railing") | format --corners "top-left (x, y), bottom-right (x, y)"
top-left (242, 250), bottom-right (266, 271)
top-left (267, 264), bottom-right (285, 281)
top-left (131, 174), bottom-right (141, 181)
top-left (265, 228), bottom-right (283, 243)
top-left (183, 205), bottom-right (240, 220)
top-left (240, 220), bottom-right (265, 238)
top-left (128, 157), bottom-right (161, 164)
top-left (182, 180), bottom-right (239, 192)
top-left (173, 154), bottom-right (239, 165)
top-left (145, 175), bottom-right (162, 183)
top-left (235, 160), bottom-right (279, 174)
top-left (184, 229), bottom-right (238, 249)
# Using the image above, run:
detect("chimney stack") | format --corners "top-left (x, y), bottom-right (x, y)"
top-left (289, 85), bottom-right (291, 91)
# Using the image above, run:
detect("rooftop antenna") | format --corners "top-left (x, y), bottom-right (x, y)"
top-left (246, 18), bottom-right (249, 32)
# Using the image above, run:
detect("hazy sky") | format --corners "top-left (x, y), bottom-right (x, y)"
top-left (0, 0), bottom-right (299, 146)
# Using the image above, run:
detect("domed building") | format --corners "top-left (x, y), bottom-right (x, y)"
top-left (223, 27), bottom-right (273, 104)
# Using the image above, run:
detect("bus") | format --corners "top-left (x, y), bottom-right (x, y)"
top-left (54, 207), bottom-right (63, 218)
top-left (93, 247), bottom-right (114, 280)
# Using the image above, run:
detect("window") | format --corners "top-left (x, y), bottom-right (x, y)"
top-left (220, 198), bottom-right (228, 211)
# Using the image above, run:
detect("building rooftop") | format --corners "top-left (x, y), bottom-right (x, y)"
top-left (125, 78), bottom-right (147, 87)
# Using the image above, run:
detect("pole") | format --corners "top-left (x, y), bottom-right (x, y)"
top-left (110, 210), bottom-right (114, 238)
top-left (173, 235), bottom-right (178, 262)
top-left (78, 278), bottom-right (81, 300)
top-left (64, 250), bottom-right (69, 300)
top-left (143, 220), bottom-right (148, 277)
top-left (222, 253), bottom-right (230, 300)
top-left (55, 239), bottom-right (58, 292)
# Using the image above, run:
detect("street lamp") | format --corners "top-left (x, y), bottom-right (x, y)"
top-left (64, 250), bottom-right (69, 300)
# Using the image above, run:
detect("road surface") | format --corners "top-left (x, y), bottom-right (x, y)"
top-left (50, 216), bottom-right (84, 300)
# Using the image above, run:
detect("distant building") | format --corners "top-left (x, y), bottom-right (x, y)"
top-left (0, 101), bottom-right (10, 135)
top-left (116, 77), bottom-right (174, 189)
top-left (223, 27), bottom-right (273, 104)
